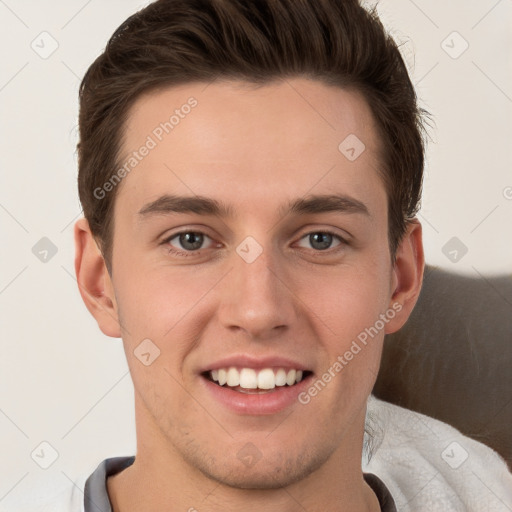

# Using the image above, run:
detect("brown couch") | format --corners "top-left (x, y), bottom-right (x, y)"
top-left (374, 264), bottom-right (512, 471)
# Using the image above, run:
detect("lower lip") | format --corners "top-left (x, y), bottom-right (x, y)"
top-left (200, 373), bottom-right (314, 415)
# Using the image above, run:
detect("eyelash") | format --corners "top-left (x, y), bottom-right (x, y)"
top-left (161, 230), bottom-right (348, 257)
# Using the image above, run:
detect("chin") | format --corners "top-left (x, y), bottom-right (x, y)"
top-left (205, 467), bottom-right (303, 490)
top-left (190, 447), bottom-right (329, 491)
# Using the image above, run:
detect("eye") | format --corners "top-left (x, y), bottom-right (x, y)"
top-left (161, 229), bottom-right (347, 257)
top-left (164, 231), bottom-right (214, 255)
top-left (296, 231), bottom-right (345, 251)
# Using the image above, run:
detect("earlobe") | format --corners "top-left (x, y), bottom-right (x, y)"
top-left (385, 219), bottom-right (424, 334)
top-left (73, 217), bottom-right (122, 338)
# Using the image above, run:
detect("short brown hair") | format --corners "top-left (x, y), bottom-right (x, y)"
top-left (77, 0), bottom-right (430, 273)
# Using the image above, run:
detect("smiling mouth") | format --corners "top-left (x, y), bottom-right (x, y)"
top-left (202, 367), bottom-right (314, 394)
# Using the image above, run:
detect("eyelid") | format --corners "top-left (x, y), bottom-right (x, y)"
top-left (160, 225), bottom-right (216, 243)
top-left (294, 224), bottom-right (351, 244)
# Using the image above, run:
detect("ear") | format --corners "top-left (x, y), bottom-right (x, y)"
top-left (384, 219), bottom-right (424, 334)
top-left (73, 217), bottom-right (122, 338)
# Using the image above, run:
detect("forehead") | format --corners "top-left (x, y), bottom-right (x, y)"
top-left (116, 78), bottom-right (385, 218)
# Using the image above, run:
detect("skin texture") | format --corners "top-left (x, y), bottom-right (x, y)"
top-left (74, 78), bottom-right (424, 512)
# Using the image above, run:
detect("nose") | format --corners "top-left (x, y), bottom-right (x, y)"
top-left (216, 242), bottom-right (297, 340)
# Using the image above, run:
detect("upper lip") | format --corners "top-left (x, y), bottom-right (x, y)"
top-left (200, 354), bottom-right (312, 373)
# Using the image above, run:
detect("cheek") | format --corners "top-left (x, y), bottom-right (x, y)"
top-left (114, 264), bottom-right (217, 334)
top-left (306, 265), bottom-right (391, 336)
top-left (302, 264), bottom-right (390, 397)
top-left (113, 264), bottom-right (224, 385)
top-left (306, 276), bottom-right (387, 400)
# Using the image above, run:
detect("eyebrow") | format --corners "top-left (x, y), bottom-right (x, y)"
top-left (137, 193), bottom-right (370, 220)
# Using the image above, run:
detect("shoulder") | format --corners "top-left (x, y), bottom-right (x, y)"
top-left (5, 472), bottom-right (87, 512)
top-left (363, 395), bottom-right (512, 512)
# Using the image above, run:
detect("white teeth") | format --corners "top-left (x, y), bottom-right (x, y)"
top-left (286, 369), bottom-right (297, 386)
top-left (239, 368), bottom-right (258, 389)
top-left (208, 367), bottom-right (307, 389)
top-left (218, 368), bottom-right (227, 386)
top-left (257, 368), bottom-right (275, 390)
top-left (275, 368), bottom-right (287, 386)
top-left (226, 367), bottom-right (240, 387)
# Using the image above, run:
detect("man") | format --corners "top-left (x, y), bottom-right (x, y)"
top-left (60, 0), bottom-right (512, 510)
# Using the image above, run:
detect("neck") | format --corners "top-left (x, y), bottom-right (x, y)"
top-left (107, 393), bottom-right (380, 512)
top-left (108, 460), bottom-right (380, 512)
top-left (107, 427), bottom-right (380, 511)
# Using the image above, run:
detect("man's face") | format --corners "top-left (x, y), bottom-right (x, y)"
top-left (104, 78), bottom-right (401, 488)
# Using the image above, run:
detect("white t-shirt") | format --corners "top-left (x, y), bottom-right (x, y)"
top-left (9, 396), bottom-right (512, 511)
